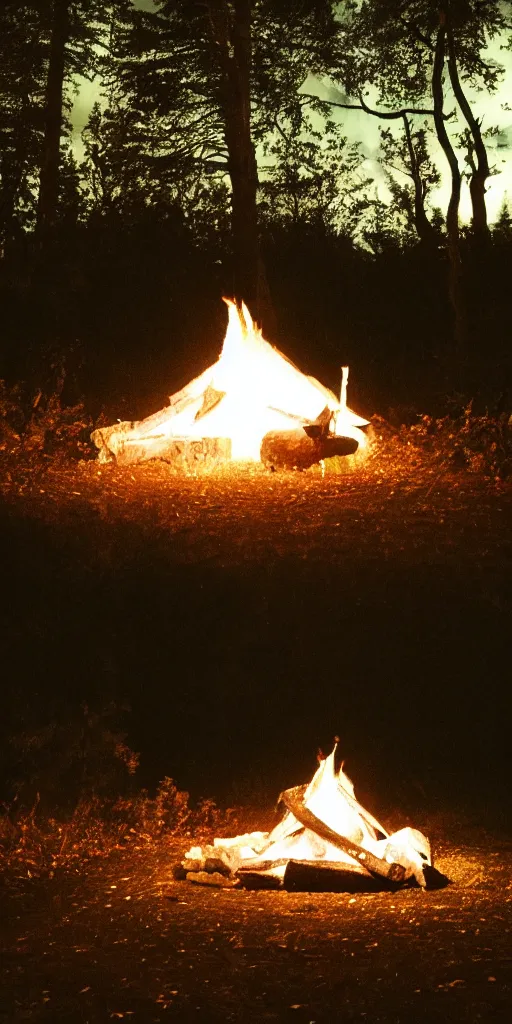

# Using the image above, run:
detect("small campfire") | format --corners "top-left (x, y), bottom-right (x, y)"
top-left (175, 744), bottom-right (442, 893)
top-left (92, 300), bottom-right (369, 469)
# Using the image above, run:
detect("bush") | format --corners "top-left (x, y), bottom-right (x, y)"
top-left (0, 780), bottom-right (237, 879)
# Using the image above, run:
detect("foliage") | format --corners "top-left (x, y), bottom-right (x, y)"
top-left (0, 783), bottom-right (238, 879)
top-left (334, 0), bottom-right (509, 106)
top-left (0, 3), bottom-right (47, 245)
top-left (0, 366), bottom-right (93, 459)
top-left (84, 1), bottom-right (340, 226)
top-left (0, 1), bottom-right (129, 244)
top-left (363, 404), bottom-right (512, 484)
top-left (317, 0), bottom-right (512, 248)
top-left (7, 701), bottom-right (140, 810)
top-left (492, 197), bottom-right (512, 244)
top-left (407, 406), bottom-right (512, 481)
top-left (259, 108), bottom-right (371, 236)
top-left (377, 121), bottom-right (442, 243)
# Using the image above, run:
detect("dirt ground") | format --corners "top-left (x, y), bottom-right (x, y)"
top-left (1, 438), bottom-right (512, 1020)
top-left (1, 439), bottom-right (511, 799)
top-left (1, 828), bottom-right (511, 1023)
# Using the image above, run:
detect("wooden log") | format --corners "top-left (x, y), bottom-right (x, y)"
top-left (194, 385), bottom-right (226, 421)
top-left (92, 432), bottom-right (231, 467)
top-left (283, 860), bottom-right (398, 893)
top-left (260, 429), bottom-right (359, 470)
top-left (186, 870), bottom-right (238, 888)
top-left (303, 405), bottom-right (334, 439)
top-left (235, 871), bottom-right (282, 890)
top-left (321, 435), bottom-right (359, 459)
top-left (91, 386), bottom-right (207, 460)
top-left (280, 785), bottom-right (406, 884)
top-left (260, 429), bottom-right (322, 469)
top-left (91, 365), bottom-right (218, 461)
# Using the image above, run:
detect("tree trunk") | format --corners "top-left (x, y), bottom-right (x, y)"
top-left (401, 115), bottom-right (439, 249)
top-left (0, 164), bottom-right (23, 255)
top-left (432, 15), bottom-right (466, 351)
top-left (445, 21), bottom-right (490, 243)
top-left (36, 0), bottom-right (69, 240)
top-left (207, 0), bottom-right (275, 334)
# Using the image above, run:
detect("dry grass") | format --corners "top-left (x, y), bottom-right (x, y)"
top-left (0, 781), bottom-right (247, 880)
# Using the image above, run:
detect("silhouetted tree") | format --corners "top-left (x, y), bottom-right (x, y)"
top-left (259, 111), bottom-right (370, 240)
top-left (0, 4), bottom-right (46, 251)
top-left (105, 0), bottom-right (338, 326)
top-left (313, 0), bottom-right (511, 349)
top-left (378, 120), bottom-right (441, 248)
top-left (36, 0), bottom-right (71, 240)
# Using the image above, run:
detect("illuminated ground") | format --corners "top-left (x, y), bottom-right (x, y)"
top-left (0, 440), bottom-right (511, 1020)
top-left (1, 828), bottom-right (511, 1022)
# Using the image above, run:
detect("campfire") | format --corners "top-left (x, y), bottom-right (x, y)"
top-left (175, 744), bottom-right (440, 893)
top-left (92, 300), bottom-right (369, 469)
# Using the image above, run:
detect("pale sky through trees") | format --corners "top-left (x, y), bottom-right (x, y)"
top-left (304, 38), bottom-right (512, 225)
top-left (70, 3), bottom-right (512, 225)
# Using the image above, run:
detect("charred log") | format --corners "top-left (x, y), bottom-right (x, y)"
top-left (283, 860), bottom-right (399, 893)
top-left (261, 429), bottom-right (358, 470)
top-left (303, 405), bottom-right (335, 439)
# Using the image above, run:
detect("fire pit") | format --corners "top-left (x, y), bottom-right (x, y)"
top-left (92, 300), bottom-right (369, 469)
top-left (175, 745), bottom-right (443, 893)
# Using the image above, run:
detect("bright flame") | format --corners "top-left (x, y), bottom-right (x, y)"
top-left (181, 744), bottom-right (433, 889)
top-left (161, 299), bottom-right (368, 460)
top-left (93, 299), bottom-right (369, 465)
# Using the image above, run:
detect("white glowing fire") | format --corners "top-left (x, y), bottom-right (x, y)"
top-left (164, 300), bottom-right (368, 460)
top-left (93, 299), bottom-right (369, 465)
top-left (182, 745), bottom-right (432, 890)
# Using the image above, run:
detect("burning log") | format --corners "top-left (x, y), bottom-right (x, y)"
top-left (260, 430), bottom-right (358, 470)
top-left (91, 430), bottom-right (231, 468)
top-left (176, 744), bottom-right (439, 893)
top-left (279, 784), bottom-right (405, 882)
top-left (92, 300), bottom-right (369, 466)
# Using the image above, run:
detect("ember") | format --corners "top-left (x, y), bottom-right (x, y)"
top-left (92, 300), bottom-right (368, 468)
top-left (176, 745), bottom-right (438, 893)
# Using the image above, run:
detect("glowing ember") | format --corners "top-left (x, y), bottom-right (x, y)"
top-left (92, 300), bottom-right (369, 466)
top-left (177, 744), bottom-right (434, 892)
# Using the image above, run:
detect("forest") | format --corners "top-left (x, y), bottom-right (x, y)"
top-left (1, 8), bottom-right (512, 1018)
top-left (1, 0), bottom-right (512, 422)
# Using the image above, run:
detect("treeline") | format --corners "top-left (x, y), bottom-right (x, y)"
top-left (1, 0), bottom-right (512, 413)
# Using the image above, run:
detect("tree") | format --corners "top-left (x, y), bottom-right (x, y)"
top-left (259, 109), bottom-right (369, 240)
top-left (378, 119), bottom-right (441, 248)
top-left (37, 1), bottom-right (137, 241)
top-left (36, 0), bottom-right (71, 240)
top-left (492, 196), bottom-right (512, 245)
top-left (106, 0), bottom-right (339, 326)
top-left (0, 2), bottom-right (131, 252)
top-left (333, 1), bottom-right (509, 238)
top-left (317, 0), bottom-right (511, 348)
top-left (201, 0), bottom-right (262, 310)
top-left (0, 4), bottom-right (47, 252)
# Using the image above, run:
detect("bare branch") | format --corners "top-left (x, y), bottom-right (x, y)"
top-left (300, 92), bottom-right (448, 121)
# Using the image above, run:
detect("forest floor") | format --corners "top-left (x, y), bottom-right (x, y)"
top-left (1, 825), bottom-right (511, 1024)
top-left (1, 426), bottom-right (512, 1021)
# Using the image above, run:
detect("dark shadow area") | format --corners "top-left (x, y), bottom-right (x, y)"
top-left (1, 477), bottom-right (510, 817)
